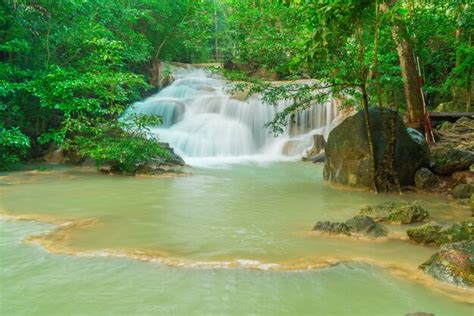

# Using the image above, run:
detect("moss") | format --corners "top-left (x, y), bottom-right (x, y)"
top-left (420, 240), bottom-right (474, 288)
top-left (407, 219), bottom-right (473, 246)
top-left (359, 201), bottom-right (429, 224)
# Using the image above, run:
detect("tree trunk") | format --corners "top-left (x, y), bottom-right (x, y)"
top-left (391, 26), bottom-right (424, 126)
top-left (375, 108), bottom-right (402, 194)
top-left (381, 2), bottom-right (424, 128)
top-left (372, 0), bottom-right (383, 107)
top-left (361, 84), bottom-right (379, 193)
top-left (149, 58), bottom-right (161, 88)
top-left (467, 34), bottom-right (472, 112)
top-left (357, 22), bottom-right (378, 193)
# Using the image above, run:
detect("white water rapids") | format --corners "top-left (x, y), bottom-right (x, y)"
top-left (126, 66), bottom-right (342, 165)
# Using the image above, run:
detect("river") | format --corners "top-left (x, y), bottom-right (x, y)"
top-left (1, 163), bottom-right (472, 315)
top-left (1, 67), bottom-right (472, 315)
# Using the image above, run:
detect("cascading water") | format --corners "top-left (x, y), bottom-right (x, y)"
top-left (126, 66), bottom-right (342, 164)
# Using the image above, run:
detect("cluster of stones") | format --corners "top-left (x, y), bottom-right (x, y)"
top-left (406, 219), bottom-right (473, 288)
top-left (322, 110), bottom-right (473, 210)
top-left (312, 201), bottom-right (427, 239)
top-left (414, 117), bottom-right (474, 207)
top-left (312, 201), bottom-right (473, 288)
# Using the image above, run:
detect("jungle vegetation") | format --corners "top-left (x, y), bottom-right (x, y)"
top-left (0, 0), bottom-right (472, 171)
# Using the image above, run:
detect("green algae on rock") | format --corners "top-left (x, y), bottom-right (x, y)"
top-left (431, 147), bottom-right (474, 176)
top-left (359, 201), bottom-right (429, 224)
top-left (313, 215), bottom-right (387, 238)
top-left (407, 219), bottom-right (473, 246)
top-left (420, 240), bottom-right (474, 288)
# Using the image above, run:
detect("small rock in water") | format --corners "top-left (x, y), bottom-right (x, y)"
top-left (99, 164), bottom-right (112, 174)
top-left (313, 215), bottom-right (387, 238)
top-left (406, 219), bottom-right (473, 246)
top-left (311, 151), bottom-right (325, 163)
top-left (304, 134), bottom-right (326, 160)
top-left (420, 240), bottom-right (473, 288)
top-left (345, 215), bottom-right (387, 238)
top-left (359, 201), bottom-right (429, 224)
top-left (313, 221), bottom-right (350, 235)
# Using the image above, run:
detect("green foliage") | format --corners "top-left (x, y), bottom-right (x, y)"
top-left (0, 127), bottom-right (30, 169)
top-left (0, 0), bottom-right (471, 167)
top-left (0, 0), bottom-right (214, 167)
top-left (220, 0), bottom-right (304, 77)
top-left (75, 132), bottom-right (171, 173)
top-left (220, 0), bottom-right (472, 132)
top-left (75, 114), bottom-right (172, 173)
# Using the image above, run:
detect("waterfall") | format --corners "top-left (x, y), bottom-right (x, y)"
top-left (125, 66), bottom-right (342, 164)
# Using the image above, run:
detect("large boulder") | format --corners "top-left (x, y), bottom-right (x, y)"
top-left (323, 108), bottom-right (430, 190)
top-left (420, 240), bottom-right (473, 288)
top-left (359, 201), bottom-right (429, 224)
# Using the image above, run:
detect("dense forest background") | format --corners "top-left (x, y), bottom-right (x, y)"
top-left (0, 0), bottom-right (472, 170)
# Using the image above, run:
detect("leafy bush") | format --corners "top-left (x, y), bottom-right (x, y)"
top-left (74, 114), bottom-right (172, 173)
top-left (76, 133), bottom-right (171, 173)
top-left (0, 127), bottom-right (30, 170)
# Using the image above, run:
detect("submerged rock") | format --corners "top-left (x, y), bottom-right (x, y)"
top-left (313, 215), bottom-right (387, 238)
top-left (313, 221), bottom-right (350, 235)
top-left (431, 147), bottom-right (474, 176)
top-left (311, 151), bottom-right (326, 163)
top-left (304, 134), bottom-right (326, 161)
top-left (359, 201), bottom-right (429, 224)
top-left (420, 240), bottom-right (474, 288)
top-left (323, 108), bottom-right (430, 190)
top-left (406, 219), bottom-right (473, 246)
top-left (345, 215), bottom-right (387, 237)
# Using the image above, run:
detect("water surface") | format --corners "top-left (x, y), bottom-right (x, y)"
top-left (1, 163), bottom-right (472, 315)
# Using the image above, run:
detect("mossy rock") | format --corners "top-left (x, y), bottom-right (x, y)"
top-left (414, 168), bottom-right (437, 190)
top-left (452, 184), bottom-right (474, 199)
top-left (431, 147), bottom-right (474, 176)
top-left (359, 201), bottom-right (429, 224)
top-left (407, 219), bottom-right (474, 246)
top-left (313, 221), bottom-right (350, 235)
top-left (313, 215), bottom-right (387, 238)
top-left (323, 108), bottom-right (430, 190)
top-left (345, 215), bottom-right (387, 237)
top-left (420, 240), bottom-right (474, 288)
